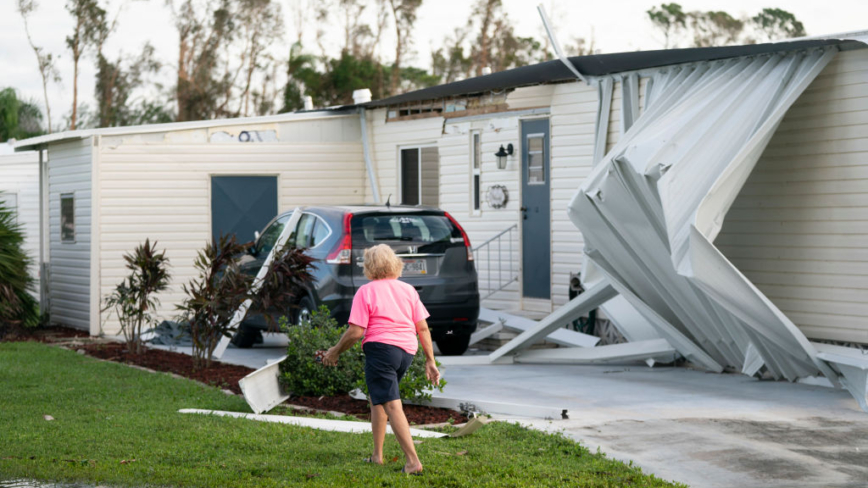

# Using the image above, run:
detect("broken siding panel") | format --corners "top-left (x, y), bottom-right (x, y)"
top-left (97, 142), bottom-right (364, 334)
top-left (48, 139), bottom-right (92, 330)
top-left (550, 81), bottom-right (597, 308)
top-left (0, 151), bottom-right (41, 298)
top-left (717, 48), bottom-right (868, 344)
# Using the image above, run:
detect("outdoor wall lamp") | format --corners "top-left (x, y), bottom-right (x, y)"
top-left (495, 143), bottom-right (514, 170)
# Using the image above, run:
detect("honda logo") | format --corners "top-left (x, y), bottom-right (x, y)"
top-left (407, 245), bottom-right (418, 254)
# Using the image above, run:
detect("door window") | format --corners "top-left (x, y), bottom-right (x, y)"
top-left (527, 134), bottom-right (546, 185)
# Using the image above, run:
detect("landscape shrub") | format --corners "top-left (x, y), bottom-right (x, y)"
top-left (0, 195), bottom-right (39, 333)
top-left (279, 305), bottom-right (446, 402)
top-left (103, 239), bottom-right (170, 354)
top-left (279, 306), bottom-right (365, 396)
top-left (178, 235), bottom-right (313, 368)
top-left (177, 234), bottom-right (252, 369)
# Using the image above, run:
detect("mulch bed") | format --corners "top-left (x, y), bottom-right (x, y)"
top-left (79, 342), bottom-right (254, 395)
top-left (60, 334), bottom-right (466, 425)
top-left (0, 324), bottom-right (90, 343)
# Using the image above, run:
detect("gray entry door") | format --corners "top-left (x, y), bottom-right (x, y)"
top-left (520, 119), bottom-right (551, 299)
top-left (211, 176), bottom-right (278, 244)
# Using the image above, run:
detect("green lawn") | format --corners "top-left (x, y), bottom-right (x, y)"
top-left (0, 342), bottom-right (685, 487)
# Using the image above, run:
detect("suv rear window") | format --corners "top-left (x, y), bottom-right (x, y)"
top-left (352, 214), bottom-right (460, 246)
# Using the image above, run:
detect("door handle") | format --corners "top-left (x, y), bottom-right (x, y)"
top-left (520, 206), bottom-right (527, 212)
top-left (520, 206), bottom-right (527, 219)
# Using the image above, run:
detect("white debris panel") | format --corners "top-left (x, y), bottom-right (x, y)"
top-left (566, 47), bottom-right (868, 407)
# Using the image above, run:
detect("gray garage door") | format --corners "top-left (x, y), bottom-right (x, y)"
top-left (211, 176), bottom-right (278, 245)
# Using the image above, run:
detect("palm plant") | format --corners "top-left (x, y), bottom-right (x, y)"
top-left (103, 239), bottom-right (171, 354)
top-left (0, 195), bottom-right (39, 330)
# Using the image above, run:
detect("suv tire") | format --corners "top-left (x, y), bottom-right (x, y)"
top-left (436, 334), bottom-right (471, 356)
top-left (294, 297), bottom-right (315, 325)
top-left (231, 324), bottom-right (262, 349)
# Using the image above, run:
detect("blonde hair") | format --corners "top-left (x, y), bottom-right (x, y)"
top-left (363, 244), bottom-right (404, 280)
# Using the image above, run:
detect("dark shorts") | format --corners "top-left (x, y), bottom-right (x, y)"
top-left (363, 341), bottom-right (414, 406)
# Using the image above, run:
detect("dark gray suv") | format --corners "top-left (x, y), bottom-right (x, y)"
top-left (234, 205), bottom-right (480, 355)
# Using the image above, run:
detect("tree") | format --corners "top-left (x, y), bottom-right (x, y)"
top-left (66, 0), bottom-right (105, 130)
top-left (94, 44), bottom-right (169, 127)
top-left (647, 3), bottom-right (687, 49)
top-left (168, 0), bottom-right (238, 121)
top-left (751, 8), bottom-right (806, 42)
top-left (431, 28), bottom-right (472, 83)
top-left (17, 0), bottom-right (61, 133)
top-left (689, 11), bottom-right (744, 47)
top-left (236, 0), bottom-right (284, 117)
top-left (280, 42), bottom-right (317, 112)
top-left (387, 0), bottom-right (422, 93)
top-left (0, 88), bottom-right (44, 142)
top-left (470, 0), bottom-right (498, 76)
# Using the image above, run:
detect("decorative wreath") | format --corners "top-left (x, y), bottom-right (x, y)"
top-left (486, 184), bottom-right (509, 209)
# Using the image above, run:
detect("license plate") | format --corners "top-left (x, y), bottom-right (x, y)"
top-left (402, 258), bottom-right (427, 275)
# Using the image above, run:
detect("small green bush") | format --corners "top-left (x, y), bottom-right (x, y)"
top-left (279, 306), bottom-right (365, 397)
top-left (279, 305), bottom-right (446, 402)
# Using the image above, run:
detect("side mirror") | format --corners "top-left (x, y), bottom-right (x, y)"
top-left (254, 230), bottom-right (261, 241)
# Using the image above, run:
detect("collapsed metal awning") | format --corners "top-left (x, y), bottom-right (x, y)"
top-left (495, 44), bottom-right (868, 412)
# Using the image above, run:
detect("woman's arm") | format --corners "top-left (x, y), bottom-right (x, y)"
top-left (415, 319), bottom-right (440, 385)
top-left (323, 324), bottom-right (365, 366)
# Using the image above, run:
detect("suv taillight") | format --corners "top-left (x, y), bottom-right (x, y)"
top-left (326, 212), bottom-right (353, 264)
top-left (444, 212), bottom-right (473, 262)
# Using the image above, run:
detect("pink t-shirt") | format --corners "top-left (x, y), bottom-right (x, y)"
top-left (348, 279), bottom-right (430, 355)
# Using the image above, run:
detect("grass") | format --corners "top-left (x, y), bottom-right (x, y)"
top-left (0, 342), bottom-right (686, 487)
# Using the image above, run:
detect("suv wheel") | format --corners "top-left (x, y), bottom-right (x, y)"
top-left (436, 334), bottom-right (471, 356)
top-left (295, 297), bottom-right (315, 325)
top-left (231, 324), bottom-right (262, 349)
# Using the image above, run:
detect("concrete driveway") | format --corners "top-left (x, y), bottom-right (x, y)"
top-left (438, 360), bottom-right (868, 488)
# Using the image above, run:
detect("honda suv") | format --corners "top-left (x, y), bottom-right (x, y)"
top-left (234, 205), bottom-right (480, 355)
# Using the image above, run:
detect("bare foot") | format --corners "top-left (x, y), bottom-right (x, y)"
top-left (364, 455), bottom-right (384, 465)
top-left (402, 462), bottom-right (423, 475)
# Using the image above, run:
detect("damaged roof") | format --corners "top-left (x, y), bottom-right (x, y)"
top-left (363, 38), bottom-right (848, 108)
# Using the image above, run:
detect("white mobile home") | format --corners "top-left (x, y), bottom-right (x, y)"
top-left (14, 35), bottom-right (868, 355)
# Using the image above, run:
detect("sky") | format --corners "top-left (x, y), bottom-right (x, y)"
top-left (1, 0), bottom-right (867, 130)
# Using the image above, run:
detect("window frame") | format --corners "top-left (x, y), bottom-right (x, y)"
top-left (470, 130), bottom-right (482, 216)
top-left (308, 214), bottom-right (333, 250)
top-left (526, 132), bottom-right (547, 186)
top-left (60, 193), bottom-right (75, 244)
top-left (398, 143), bottom-right (437, 206)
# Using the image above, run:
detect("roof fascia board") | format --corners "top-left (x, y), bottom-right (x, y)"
top-left (14, 109), bottom-right (355, 149)
top-left (444, 107), bottom-right (551, 124)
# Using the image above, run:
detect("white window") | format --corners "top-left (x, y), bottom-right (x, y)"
top-left (399, 145), bottom-right (439, 207)
top-left (61, 193), bottom-right (75, 243)
top-left (0, 193), bottom-right (18, 223)
top-left (470, 131), bottom-right (482, 214)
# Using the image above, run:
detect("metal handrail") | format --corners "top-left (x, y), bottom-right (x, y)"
top-left (473, 224), bottom-right (518, 301)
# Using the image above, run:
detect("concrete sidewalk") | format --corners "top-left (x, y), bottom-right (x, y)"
top-left (439, 361), bottom-right (868, 488)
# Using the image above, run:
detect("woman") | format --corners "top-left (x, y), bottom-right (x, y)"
top-left (322, 244), bottom-right (440, 476)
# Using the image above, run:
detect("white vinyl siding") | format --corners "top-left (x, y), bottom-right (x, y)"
top-left (716, 48), bottom-right (868, 344)
top-left (0, 151), bottom-right (41, 299)
top-left (96, 119), bottom-right (364, 335)
top-left (48, 139), bottom-right (92, 330)
top-left (549, 81), bottom-right (599, 308)
top-left (440, 116), bottom-right (522, 311)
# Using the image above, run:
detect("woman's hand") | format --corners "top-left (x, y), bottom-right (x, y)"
top-left (425, 359), bottom-right (440, 385)
top-left (323, 347), bottom-right (340, 367)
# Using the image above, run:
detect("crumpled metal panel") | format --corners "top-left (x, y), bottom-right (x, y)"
top-left (568, 49), bottom-right (843, 386)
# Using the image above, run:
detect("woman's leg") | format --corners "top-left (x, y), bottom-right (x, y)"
top-left (382, 399), bottom-right (422, 474)
top-left (370, 401), bottom-right (387, 464)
